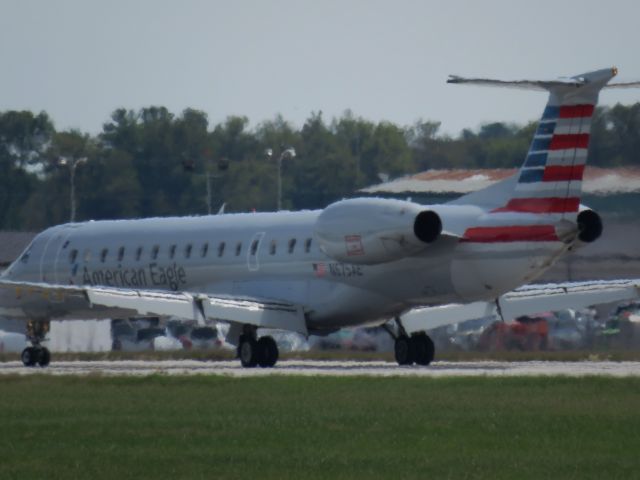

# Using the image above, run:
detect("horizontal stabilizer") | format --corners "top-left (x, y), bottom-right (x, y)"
top-left (447, 68), bottom-right (639, 92)
top-left (447, 75), bottom-right (582, 91)
top-left (604, 81), bottom-right (640, 89)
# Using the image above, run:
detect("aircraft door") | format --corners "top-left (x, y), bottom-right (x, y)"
top-left (247, 232), bottom-right (265, 272)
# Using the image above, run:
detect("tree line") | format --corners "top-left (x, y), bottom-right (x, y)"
top-left (0, 103), bottom-right (638, 230)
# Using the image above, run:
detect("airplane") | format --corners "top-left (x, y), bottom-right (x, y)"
top-left (1, 67), bottom-right (639, 368)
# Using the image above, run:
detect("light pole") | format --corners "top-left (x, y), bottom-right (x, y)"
top-left (265, 147), bottom-right (296, 211)
top-left (58, 156), bottom-right (87, 223)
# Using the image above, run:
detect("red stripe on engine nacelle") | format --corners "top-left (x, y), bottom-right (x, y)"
top-left (543, 165), bottom-right (585, 182)
top-left (559, 104), bottom-right (594, 118)
top-left (549, 134), bottom-right (590, 150)
top-left (461, 225), bottom-right (559, 243)
top-left (492, 197), bottom-right (580, 213)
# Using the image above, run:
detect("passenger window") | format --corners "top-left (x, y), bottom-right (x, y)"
top-left (151, 245), bottom-right (159, 260)
top-left (235, 242), bottom-right (242, 256)
top-left (185, 244), bottom-right (192, 259)
top-left (202, 243), bottom-right (209, 258)
top-left (269, 240), bottom-right (277, 255)
top-left (69, 249), bottom-right (78, 263)
top-left (117, 246), bottom-right (125, 262)
top-left (218, 242), bottom-right (225, 257)
top-left (250, 239), bottom-right (259, 255)
top-left (305, 238), bottom-right (312, 253)
top-left (169, 245), bottom-right (176, 259)
top-left (136, 247), bottom-right (143, 261)
top-left (288, 238), bottom-right (296, 254)
top-left (100, 248), bottom-right (109, 263)
top-left (84, 249), bottom-right (91, 263)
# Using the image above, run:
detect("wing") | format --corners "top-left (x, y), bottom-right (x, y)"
top-left (401, 279), bottom-right (640, 334)
top-left (0, 280), bottom-right (307, 336)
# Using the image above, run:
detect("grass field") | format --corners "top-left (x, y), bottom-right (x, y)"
top-left (1, 376), bottom-right (639, 479)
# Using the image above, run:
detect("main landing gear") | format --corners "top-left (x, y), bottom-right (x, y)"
top-left (383, 317), bottom-right (435, 366)
top-left (21, 320), bottom-right (51, 367)
top-left (237, 326), bottom-right (279, 368)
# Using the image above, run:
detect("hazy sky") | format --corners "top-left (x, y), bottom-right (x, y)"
top-left (1, 0), bottom-right (639, 136)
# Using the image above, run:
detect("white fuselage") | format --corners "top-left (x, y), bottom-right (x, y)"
top-left (2, 201), bottom-right (572, 333)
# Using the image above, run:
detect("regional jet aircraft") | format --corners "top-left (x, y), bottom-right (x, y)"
top-left (2, 67), bottom-right (639, 368)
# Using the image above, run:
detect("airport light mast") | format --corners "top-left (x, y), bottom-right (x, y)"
top-left (265, 147), bottom-right (296, 211)
top-left (58, 156), bottom-right (87, 223)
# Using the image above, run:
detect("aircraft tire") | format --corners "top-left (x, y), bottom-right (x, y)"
top-left (257, 336), bottom-right (279, 368)
top-left (412, 333), bottom-right (435, 366)
top-left (239, 336), bottom-right (259, 368)
top-left (38, 347), bottom-right (51, 367)
top-left (21, 347), bottom-right (37, 367)
top-left (394, 336), bottom-right (415, 365)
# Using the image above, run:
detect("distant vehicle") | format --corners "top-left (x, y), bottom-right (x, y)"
top-left (1, 67), bottom-right (639, 368)
top-left (189, 326), bottom-right (219, 349)
top-left (447, 316), bottom-right (497, 351)
top-left (478, 316), bottom-right (549, 351)
top-left (599, 302), bottom-right (640, 348)
top-left (310, 329), bottom-right (378, 352)
top-left (111, 318), bottom-right (164, 351)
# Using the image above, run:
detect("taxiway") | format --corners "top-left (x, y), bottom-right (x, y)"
top-left (1, 359), bottom-right (639, 377)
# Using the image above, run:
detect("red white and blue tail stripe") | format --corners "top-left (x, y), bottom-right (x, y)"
top-left (495, 102), bottom-right (595, 214)
top-left (448, 68), bottom-right (619, 243)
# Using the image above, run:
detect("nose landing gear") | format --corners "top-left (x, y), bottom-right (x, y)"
top-left (21, 320), bottom-right (51, 367)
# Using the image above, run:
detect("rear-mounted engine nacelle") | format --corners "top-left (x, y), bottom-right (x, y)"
top-left (314, 198), bottom-right (442, 265)
top-left (577, 208), bottom-right (603, 243)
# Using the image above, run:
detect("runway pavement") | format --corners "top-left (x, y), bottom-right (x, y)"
top-left (1, 359), bottom-right (640, 377)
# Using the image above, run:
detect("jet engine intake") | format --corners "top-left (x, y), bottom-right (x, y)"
top-left (577, 209), bottom-right (603, 243)
top-left (314, 198), bottom-right (443, 265)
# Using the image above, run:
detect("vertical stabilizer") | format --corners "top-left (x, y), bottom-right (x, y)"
top-left (449, 68), bottom-right (618, 214)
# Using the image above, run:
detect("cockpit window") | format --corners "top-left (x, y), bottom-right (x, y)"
top-left (20, 248), bottom-right (31, 264)
top-left (69, 249), bottom-right (78, 264)
top-left (304, 238), bottom-right (312, 253)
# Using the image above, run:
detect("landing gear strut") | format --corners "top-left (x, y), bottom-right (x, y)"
top-left (384, 317), bottom-right (435, 366)
top-left (237, 325), bottom-right (279, 368)
top-left (21, 320), bottom-right (51, 367)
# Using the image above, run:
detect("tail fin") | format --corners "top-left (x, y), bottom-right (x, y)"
top-left (450, 67), bottom-right (618, 215)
